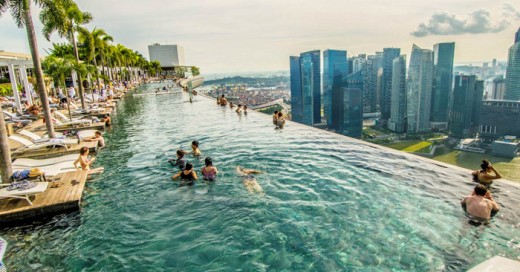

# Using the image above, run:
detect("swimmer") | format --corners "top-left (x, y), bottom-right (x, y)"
top-left (243, 105), bottom-right (248, 115)
top-left (191, 140), bottom-right (201, 156)
top-left (461, 184), bottom-right (499, 220)
top-left (74, 147), bottom-right (104, 174)
top-left (273, 111), bottom-right (279, 125)
top-left (201, 157), bottom-right (218, 181)
top-left (172, 162), bottom-right (198, 186)
top-left (168, 149), bottom-right (186, 170)
top-left (276, 112), bottom-right (286, 128)
top-left (236, 166), bottom-right (263, 193)
top-left (236, 104), bottom-right (242, 113)
top-left (229, 102), bottom-right (235, 108)
top-left (220, 95), bottom-right (228, 106)
top-left (471, 160), bottom-right (502, 186)
top-left (217, 96), bottom-right (221, 105)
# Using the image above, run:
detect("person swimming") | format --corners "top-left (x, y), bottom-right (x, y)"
top-left (471, 160), bottom-right (502, 186)
top-left (168, 149), bottom-right (187, 170)
top-left (172, 162), bottom-right (198, 186)
top-left (191, 140), bottom-right (201, 156)
top-left (201, 157), bottom-right (218, 181)
top-left (276, 112), bottom-right (285, 128)
top-left (272, 111), bottom-right (279, 125)
top-left (236, 166), bottom-right (263, 193)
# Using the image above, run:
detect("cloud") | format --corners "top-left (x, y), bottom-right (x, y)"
top-left (503, 3), bottom-right (520, 20)
top-left (411, 9), bottom-right (510, 37)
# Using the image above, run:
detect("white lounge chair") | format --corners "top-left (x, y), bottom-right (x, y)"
top-left (53, 118), bottom-right (92, 128)
top-left (0, 182), bottom-right (49, 205)
top-left (12, 162), bottom-right (76, 177)
top-left (9, 135), bottom-right (77, 152)
top-left (18, 130), bottom-right (64, 142)
top-left (55, 111), bottom-right (91, 123)
top-left (13, 154), bottom-right (78, 167)
top-left (77, 129), bottom-right (97, 140)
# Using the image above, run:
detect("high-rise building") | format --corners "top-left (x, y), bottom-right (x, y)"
top-left (430, 42), bottom-right (455, 129)
top-left (505, 28), bottom-right (520, 100)
top-left (388, 55), bottom-right (407, 133)
top-left (364, 53), bottom-right (383, 113)
top-left (479, 100), bottom-right (520, 139)
top-left (380, 48), bottom-right (401, 121)
top-left (290, 50), bottom-right (321, 126)
top-left (148, 43), bottom-right (185, 67)
top-left (407, 45), bottom-right (434, 133)
top-left (449, 75), bottom-right (484, 138)
top-left (491, 76), bottom-right (506, 100)
top-left (323, 50), bottom-right (348, 128)
top-left (331, 71), bottom-right (363, 138)
top-left (351, 54), bottom-right (367, 74)
top-left (290, 56), bottom-right (304, 123)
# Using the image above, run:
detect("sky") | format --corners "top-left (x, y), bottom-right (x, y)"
top-left (1, 0), bottom-right (520, 74)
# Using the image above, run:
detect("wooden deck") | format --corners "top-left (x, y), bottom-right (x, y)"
top-left (0, 170), bottom-right (88, 225)
top-left (11, 141), bottom-right (98, 159)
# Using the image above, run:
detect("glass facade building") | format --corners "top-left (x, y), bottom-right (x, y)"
top-left (407, 45), bottom-right (433, 133)
top-left (300, 50), bottom-right (321, 124)
top-left (388, 55), bottom-right (407, 133)
top-left (330, 71), bottom-right (363, 138)
top-left (290, 56), bottom-right (304, 124)
top-left (301, 55), bottom-right (315, 126)
top-left (479, 100), bottom-right (520, 139)
top-left (431, 42), bottom-right (455, 128)
top-left (449, 75), bottom-right (484, 138)
top-left (505, 28), bottom-right (520, 101)
top-left (380, 48), bottom-right (401, 121)
top-left (323, 50), bottom-right (348, 128)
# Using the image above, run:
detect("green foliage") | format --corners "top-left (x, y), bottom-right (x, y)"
top-left (257, 104), bottom-right (283, 115)
top-left (191, 66), bottom-right (200, 76)
top-left (0, 83), bottom-right (13, 96)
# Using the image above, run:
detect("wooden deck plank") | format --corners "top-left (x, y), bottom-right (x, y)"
top-left (11, 141), bottom-right (98, 160)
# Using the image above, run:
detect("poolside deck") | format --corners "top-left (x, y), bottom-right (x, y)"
top-left (0, 170), bottom-right (88, 225)
top-left (11, 141), bottom-right (98, 159)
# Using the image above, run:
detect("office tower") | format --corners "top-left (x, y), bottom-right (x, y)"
top-left (290, 56), bottom-right (304, 123)
top-left (300, 50), bottom-right (321, 124)
top-left (505, 28), bottom-right (520, 100)
top-left (148, 43), bottom-right (185, 67)
top-left (380, 48), bottom-right (401, 121)
top-left (323, 50), bottom-right (348, 128)
top-left (430, 42), bottom-right (455, 129)
top-left (351, 54), bottom-right (367, 74)
top-left (449, 75), bottom-right (484, 138)
top-left (388, 55), bottom-right (407, 133)
top-left (407, 45), bottom-right (434, 133)
top-left (364, 53), bottom-right (383, 113)
top-left (491, 76), bottom-right (506, 100)
top-left (331, 71), bottom-right (363, 138)
top-left (479, 100), bottom-right (520, 139)
top-left (301, 55), bottom-right (315, 125)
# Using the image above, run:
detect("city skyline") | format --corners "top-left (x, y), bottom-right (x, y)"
top-left (0, 1), bottom-right (519, 74)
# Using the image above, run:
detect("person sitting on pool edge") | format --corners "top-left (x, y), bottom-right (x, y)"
top-left (191, 140), bottom-right (202, 156)
top-left (172, 162), bottom-right (198, 186)
top-left (236, 166), bottom-right (263, 193)
top-left (74, 147), bottom-right (104, 174)
top-left (84, 130), bottom-right (105, 148)
top-left (461, 184), bottom-right (499, 220)
top-left (471, 160), bottom-right (502, 186)
top-left (201, 157), bottom-right (218, 181)
top-left (168, 149), bottom-right (187, 170)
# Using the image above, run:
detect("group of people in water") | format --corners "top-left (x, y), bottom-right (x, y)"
top-left (168, 140), bottom-right (264, 193)
top-left (215, 94), bottom-right (286, 129)
top-left (462, 160), bottom-right (503, 223)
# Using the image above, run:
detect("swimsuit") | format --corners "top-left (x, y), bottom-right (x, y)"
top-left (202, 167), bottom-right (216, 181)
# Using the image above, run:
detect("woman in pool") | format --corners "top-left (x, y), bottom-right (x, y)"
top-left (191, 140), bottom-right (201, 156)
top-left (201, 157), bottom-right (218, 181)
top-left (236, 166), bottom-right (263, 193)
top-left (272, 111), bottom-right (279, 125)
top-left (471, 160), bottom-right (502, 186)
top-left (74, 147), bottom-right (104, 174)
top-left (276, 112), bottom-right (286, 129)
top-left (172, 162), bottom-right (198, 186)
top-left (168, 149), bottom-right (186, 170)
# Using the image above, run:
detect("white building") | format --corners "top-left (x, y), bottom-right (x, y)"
top-left (148, 43), bottom-right (185, 67)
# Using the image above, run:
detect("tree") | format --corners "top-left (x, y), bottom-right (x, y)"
top-left (40, 0), bottom-right (93, 109)
top-left (191, 66), bottom-right (200, 76)
top-left (0, 0), bottom-right (56, 138)
top-left (0, 110), bottom-right (12, 183)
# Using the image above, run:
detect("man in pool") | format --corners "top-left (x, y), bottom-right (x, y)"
top-left (236, 166), bottom-right (263, 193)
top-left (461, 184), bottom-right (499, 220)
top-left (84, 130), bottom-right (105, 148)
top-left (220, 94), bottom-right (228, 106)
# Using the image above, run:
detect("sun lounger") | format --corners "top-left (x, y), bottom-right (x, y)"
top-left (0, 182), bottom-right (49, 205)
top-left (2, 110), bottom-right (33, 125)
top-left (9, 135), bottom-right (77, 152)
top-left (2, 110), bottom-right (38, 120)
top-left (18, 130), bottom-right (64, 142)
top-left (13, 154), bottom-right (78, 167)
top-left (77, 129), bottom-right (97, 140)
top-left (53, 118), bottom-right (92, 128)
top-left (12, 161), bottom-right (76, 177)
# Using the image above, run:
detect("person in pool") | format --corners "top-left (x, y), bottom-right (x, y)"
top-left (220, 95), bottom-right (228, 106)
top-left (172, 162), bottom-right (198, 186)
top-left (243, 105), bottom-right (248, 115)
top-left (236, 166), bottom-right (263, 193)
top-left (74, 147), bottom-right (104, 174)
top-left (471, 160), bottom-right (502, 186)
top-left (201, 157), bottom-right (218, 181)
top-left (276, 112), bottom-right (286, 129)
top-left (191, 140), bottom-right (201, 156)
top-left (168, 149), bottom-right (187, 170)
top-left (461, 184), bottom-right (499, 220)
top-left (229, 102), bottom-right (235, 108)
top-left (272, 111), bottom-right (279, 125)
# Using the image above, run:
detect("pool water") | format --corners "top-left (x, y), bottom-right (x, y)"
top-left (2, 84), bottom-right (520, 271)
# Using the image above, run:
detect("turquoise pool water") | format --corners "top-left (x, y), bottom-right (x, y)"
top-left (2, 84), bottom-right (520, 271)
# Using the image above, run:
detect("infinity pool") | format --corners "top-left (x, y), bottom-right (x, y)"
top-left (2, 84), bottom-right (520, 271)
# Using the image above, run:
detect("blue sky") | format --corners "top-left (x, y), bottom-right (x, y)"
top-left (1, 0), bottom-right (519, 74)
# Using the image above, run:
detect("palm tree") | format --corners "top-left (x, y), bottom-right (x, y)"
top-left (0, 0), bottom-right (56, 138)
top-left (83, 28), bottom-right (111, 90)
top-left (40, 0), bottom-right (93, 109)
top-left (0, 110), bottom-right (13, 183)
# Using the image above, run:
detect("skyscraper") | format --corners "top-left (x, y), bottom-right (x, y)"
top-left (491, 76), bottom-right (506, 100)
top-left (148, 43), bottom-right (185, 67)
top-left (479, 100), bottom-right (520, 139)
top-left (380, 48), bottom-right (401, 121)
top-left (505, 28), bottom-right (520, 100)
top-left (301, 55), bottom-right (315, 125)
top-left (364, 53), bottom-right (383, 113)
top-left (407, 45), bottom-right (434, 133)
top-left (450, 75), bottom-right (484, 138)
top-left (290, 56), bottom-right (304, 123)
top-left (388, 55), bottom-right (407, 133)
top-left (331, 71), bottom-right (363, 138)
top-left (323, 50), bottom-right (348, 128)
top-left (300, 50), bottom-right (321, 124)
top-left (430, 42), bottom-right (455, 129)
